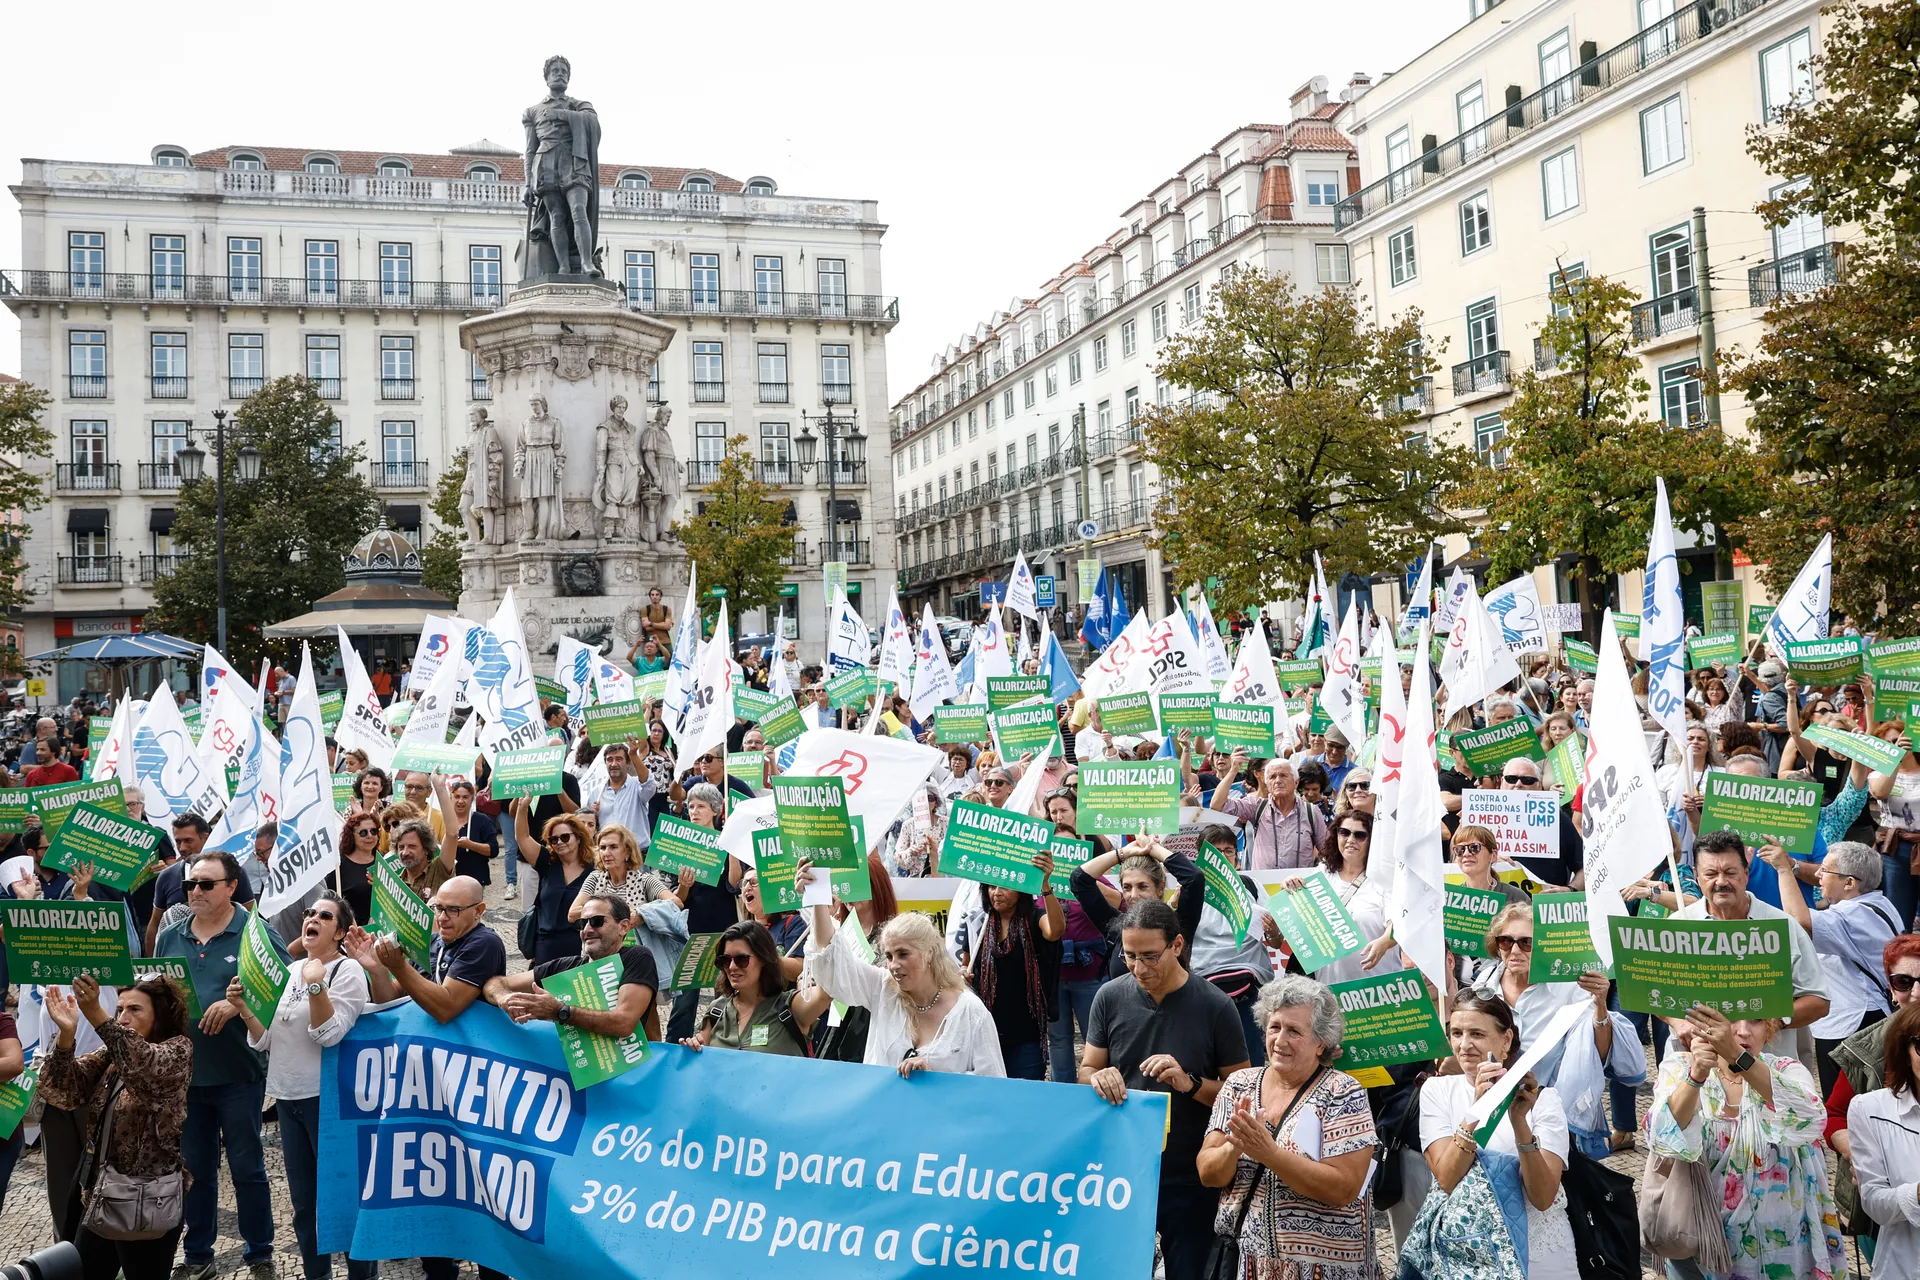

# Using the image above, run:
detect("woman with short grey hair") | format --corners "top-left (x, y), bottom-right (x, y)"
top-left (1250, 976), bottom-right (1344, 1060)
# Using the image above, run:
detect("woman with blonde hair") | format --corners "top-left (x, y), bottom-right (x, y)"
top-left (569, 823), bottom-right (667, 919)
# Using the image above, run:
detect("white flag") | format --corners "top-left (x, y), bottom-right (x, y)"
top-left (400, 645), bottom-right (462, 747)
top-left (1481, 574), bottom-right (1549, 657)
top-left (1142, 608), bottom-right (1211, 695)
top-left (1080, 609), bottom-right (1151, 703)
top-left (1006, 552), bottom-right (1040, 622)
top-left (769, 646), bottom-right (795, 700)
top-left (1581, 609), bottom-right (1674, 968)
top-left (1440, 580), bottom-right (1522, 719)
top-left (470, 589), bottom-right (546, 763)
top-left (877, 585), bottom-right (914, 691)
top-left (1371, 629), bottom-right (1407, 889)
top-left (1397, 548), bottom-right (1436, 644)
top-left (411, 615), bottom-right (471, 690)
top-left (593, 657), bottom-right (635, 705)
top-left (334, 627), bottom-right (396, 772)
top-left (130, 688), bottom-right (223, 821)
top-left (1319, 600), bottom-right (1368, 747)
top-left (1187, 591), bottom-right (1232, 685)
top-left (90, 695), bottom-right (133, 784)
top-left (1764, 532), bottom-right (1832, 657)
top-left (259, 646), bottom-right (338, 915)
top-left (1389, 622), bottom-right (1448, 995)
top-left (1640, 477), bottom-right (1690, 749)
top-left (210, 715), bottom-right (281, 857)
top-left (1432, 565), bottom-right (1474, 635)
top-left (663, 569), bottom-right (702, 735)
top-left (194, 644), bottom-right (257, 779)
top-left (1222, 616), bottom-right (1284, 708)
top-left (909, 604), bottom-right (959, 717)
top-left (976, 606), bottom-right (1014, 684)
top-left (789, 727), bottom-right (945, 851)
top-left (675, 602), bottom-right (736, 776)
top-left (554, 636), bottom-right (596, 722)
top-left (828, 590), bottom-right (873, 676)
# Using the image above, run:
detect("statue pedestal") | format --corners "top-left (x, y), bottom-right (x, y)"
top-left (455, 280), bottom-right (687, 656)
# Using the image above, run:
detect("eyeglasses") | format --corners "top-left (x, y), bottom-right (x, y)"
top-left (303, 908), bottom-right (337, 922)
top-left (717, 952), bottom-right (754, 969)
top-left (1502, 774), bottom-right (1540, 786)
top-left (983, 776), bottom-right (1012, 787)
top-left (1122, 948), bottom-right (1167, 968)
top-left (1891, 973), bottom-right (1919, 994)
top-left (575, 914), bottom-right (610, 931)
top-left (1494, 935), bottom-right (1534, 954)
top-left (697, 755), bottom-right (719, 765)
top-left (355, 826), bottom-right (377, 837)
top-left (1337, 827), bottom-right (1369, 841)
top-left (1345, 781), bottom-right (1371, 792)
top-left (433, 902), bottom-right (481, 916)
top-left (185, 877), bottom-right (228, 891)
top-left (1453, 841), bottom-right (1485, 854)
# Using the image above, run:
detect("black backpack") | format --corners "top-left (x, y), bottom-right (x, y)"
top-left (1561, 1148), bottom-right (1638, 1280)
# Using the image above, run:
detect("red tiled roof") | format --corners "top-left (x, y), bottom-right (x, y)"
top-left (1282, 123), bottom-right (1356, 153)
top-left (0, 373), bottom-right (19, 383)
top-left (188, 146), bottom-right (742, 192)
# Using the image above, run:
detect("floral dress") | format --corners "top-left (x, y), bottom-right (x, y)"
top-left (1208, 1067), bottom-right (1380, 1280)
top-left (1647, 1051), bottom-right (1846, 1280)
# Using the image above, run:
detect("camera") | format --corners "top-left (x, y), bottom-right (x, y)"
top-left (0, 1243), bottom-right (82, 1280)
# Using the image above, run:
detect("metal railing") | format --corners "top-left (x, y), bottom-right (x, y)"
top-left (58, 554), bottom-right (123, 585)
top-left (1630, 287), bottom-right (1699, 343)
top-left (55, 463), bottom-right (119, 491)
top-left (1533, 339), bottom-right (1562, 372)
top-left (137, 462), bottom-right (182, 490)
top-left (686, 459), bottom-right (723, 487)
top-left (139, 553), bottom-right (189, 583)
top-left (150, 376), bottom-right (189, 399)
top-left (370, 459), bottom-right (430, 489)
top-left (1452, 351), bottom-right (1512, 397)
top-left (818, 539), bottom-right (871, 565)
top-left (781, 539), bottom-right (808, 567)
top-left (823, 382), bottom-right (853, 405)
top-left (1387, 379), bottom-right (1432, 414)
top-left (1749, 242), bottom-right (1840, 306)
top-left (827, 462), bottom-right (867, 486)
top-left (1335, 0), bottom-right (1780, 229)
top-left (68, 375), bottom-right (107, 399)
top-left (311, 377), bottom-right (343, 400)
top-left (693, 381), bottom-right (726, 403)
top-left (228, 376), bottom-right (264, 399)
top-left (758, 381), bottom-right (788, 404)
top-left (757, 460), bottom-right (795, 485)
top-left (470, 379), bottom-right (492, 401)
top-left (380, 377), bottom-right (415, 400)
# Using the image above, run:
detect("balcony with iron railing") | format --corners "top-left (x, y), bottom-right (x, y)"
top-left (150, 375), bottom-right (189, 399)
top-left (68, 375), bottom-right (107, 399)
top-left (686, 458), bottom-right (723, 487)
top-left (140, 553), bottom-right (189, 583)
top-left (1387, 378), bottom-right (1434, 414)
top-left (1750, 241), bottom-right (1840, 306)
top-left (1533, 339), bottom-right (1562, 373)
top-left (1630, 287), bottom-right (1699, 345)
top-left (227, 376), bottom-right (265, 399)
top-left (781, 539), bottom-right (809, 568)
top-left (1452, 351), bottom-right (1513, 401)
top-left (694, 380), bottom-right (726, 403)
top-left (759, 381), bottom-right (788, 404)
top-left (137, 462), bottom-right (182, 490)
top-left (311, 377), bottom-right (343, 400)
top-left (58, 554), bottom-right (122, 585)
top-left (823, 382), bottom-right (853, 405)
top-left (819, 539), bottom-right (872, 565)
top-left (371, 459), bottom-right (430, 489)
top-left (1335, 0), bottom-right (1782, 229)
top-left (56, 463), bottom-right (119, 492)
top-left (826, 462), bottom-right (866, 486)
top-left (380, 377), bottom-right (416, 400)
top-left (470, 379), bottom-right (492, 401)
top-left (757, 459), bottom-right (796, 485)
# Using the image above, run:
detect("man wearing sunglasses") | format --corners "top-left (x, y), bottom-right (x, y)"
top-left (352, 874), bottom-right (504, 1026)
top-left (1497, 756), bottom-right (1581, 890)
top-left (484, 895), bottom-right (659, 1041)
top-left (153, 850), bottom-right (290, 1280)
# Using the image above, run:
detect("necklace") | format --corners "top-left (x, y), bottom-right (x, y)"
top-left (904, 986), bottom-right (941, 1014)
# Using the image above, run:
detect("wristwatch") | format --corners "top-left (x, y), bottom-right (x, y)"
top-left (1181, 1074), bottom-right (1202, 1097)
top-left (1728, 1049), bottom-right (1755, 1074)
top-left (555, 1003), bottom-right (574, 1025)
top-left (304, 981), bottom-right (325, 997)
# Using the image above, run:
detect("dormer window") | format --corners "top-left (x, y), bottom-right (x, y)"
top-left (305, 156), bottom-right (339, 174)
top-left (682, 174), bottom-right (714, 192)
top-left (467, 165), bottom-right (498, 182)
top-left (618, 171), bottom-right (651, 188)
top-left (744, 178), bottom-right (776, 195)
top-left (378, 159), bottom-right (411, 178)
top-left (229, 152), bottom-right (264, 170)
top-left (153, 148), bottom-right (188, 168)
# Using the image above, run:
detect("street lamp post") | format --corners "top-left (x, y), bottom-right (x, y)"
top-left (796, 401), bottom-right (866, 593)
top-left (174, 408), bottom-right (262, 655)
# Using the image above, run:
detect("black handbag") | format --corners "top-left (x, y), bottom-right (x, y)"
top-left (1201, 1066), bottom-right (1326, 1280)
top-left (1560, 1147), bottom-right (1638, 1280)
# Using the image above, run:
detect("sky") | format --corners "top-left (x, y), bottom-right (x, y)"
top-left (2, 0), bottom-right (1461, 407)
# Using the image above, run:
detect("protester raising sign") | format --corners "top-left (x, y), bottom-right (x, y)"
top-left (1801, 723), bottom-right (1908, 774)
top-left (368, 853), bottom-right (432, 971)
top-left (1211, 702), bottom-right (1277, 754)
top-left (939, 799), bottom-right (1052, 895)
top-left (987, 675), bottom-right (1048, 711)
top-left (490, 744), bottom-right (565, 801)
top-left (1097, 691), bottom-right (1159, 737)
top-left (934, 705), bottom-right (990, 744)
top-left (1783, 636), bottom-right (1864, 685)
top-left (1443, 882), bottom-right (1506, 957)
top-left (1453, 718), bottom-right (1544, 778)
top-left (1076, 761), bottom-right (1181, 836)
top-left (1195, 844), bottom-right (1258, 946)
top-left (1460, 790), bottom-right (1561, 868)
top-left (649, 815), bottom-right (728, 886)
top-left (541, 955), bottom-right (649, 1090)
top-left (41, 800), bottom-right (160, 892)
top-left (1697, 769), bottom-right (1822, 855)
top-left (1263, 870), bottom-right (1364, 973)
top-left (770, 776), bottom-right (859, 869)
top-left (1529, 893), bottom-right (1610, 982)
top-left (1, 900), bottom-right (135, 985)
top-left (1158, 692), bottom-right (1218, 731)
top-left (1609, 917), bottom-right (1794, 1019)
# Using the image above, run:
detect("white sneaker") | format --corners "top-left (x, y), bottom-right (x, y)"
top-left (505, 883), bottom-right (519, 901)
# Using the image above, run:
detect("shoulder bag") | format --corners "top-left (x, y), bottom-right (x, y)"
top-left (1201, 1066), bottom-right (1326, 1280)
top-left (1558, 1147), bottom-right (1638, 1280)
top-left (1640, 1151), bottom-right (1732, 1275)
top-left (78, 1078), bottom-right (189, 1241)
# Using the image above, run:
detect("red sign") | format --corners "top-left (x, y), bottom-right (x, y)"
top-left (1730, 549), bottom-right (1753, 568)
top-left (54, 616), bottom-right (142, 638)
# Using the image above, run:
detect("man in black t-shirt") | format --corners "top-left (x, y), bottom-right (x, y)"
top-left (484, 894), bottom-right (659, 1041)
top-left (1082, 899), bottom-right (1249, 1280)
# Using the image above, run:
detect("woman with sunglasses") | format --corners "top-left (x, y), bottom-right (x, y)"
top-left (334, 813), bottom-right (382, 929)
top-left (661, 782), bottom-right (749, 1043)
top-left (512, 805), bottom-right (593, 966)
top-left (1333, 769), bottom-right (1374, 819)
top-left (1286, 811), bottom-right (1392, 988)
top-left (1825, 935), bottom-right (1920, 1262)
top-left (227, 891), bottom-right (372, 1280)
top-left (680, 919), bottom-right (817, 1056)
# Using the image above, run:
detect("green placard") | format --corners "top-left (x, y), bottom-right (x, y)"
top-left (1329, 971), bottom-right (1447, 1072)
top-left (0, 789), bottom-right (31, 835)
top-left (1443, 882), bottom-right (1507, 956)
top-left (368, 851), bottom-right (433, 971)
top-left (734, 687), bottom-right (784, 724)
top-left (88, 715), bottom-right (113, 753)
top-left (1699, 582), bottom-right (1745, 639)
top-left (991, 701), bottom-right (1061, 760)
top-left (827, 667), bottom-right (877, 711)
top-left (1211, 702), bottom-right (1277, 753)
top-left (331, 774), bottom-right (357, 812)
top-left (1784, 636), bottom-right (1864, 684)
top-left (1264, 870), bottom-right (1366, 973)
top-left (1454, 718), bottom-right (1544, 778)
top-left (939, 798), bottom-right (1052, 894)
top-left (1610, 917), bottom-right (1793, 1019)
top-left (1544, 732), bottom-right (1585, 797)
top-left (42, 800), bottom-right (161, 893)
top-left (134, 957), bottom-right (203, 1019)
top-left (236, 906), bottom-right (288, 1030)
top-left (669, 933), bottom-right (724, 991)
top-left (758, 702), bottom-right (807, 749)
top-left (1612, 613), bottom-right (1641, 638)
top-left (1748, 604), bottom-right (1774, 637)
top-left (1687, 633), bottom-right (1742, 670)
top-left (1274, 659), bottom-right (1323, 692)
top-left (317, 689), bottom-right (346, 732)
top-left (389, 740), bottom-right (482, 776)
top-left (541, 953), bottom-right (649, 1089)
top-left (1158, 692), bottom-right (1218, 731)
top-left (1048, 834), bottom-right (1093, 878)
top-left (726, 751), bottom-right (764, 795)
top-left (1, 900), bottom-right (134, 985)
top-left (1869, 637), bottom-right (1920, 677)
top-left (828, 822), bottom-right (875, 905)
top-left (770, 775), bottom-right (859, 870)
top-left (0, 1064), bottom-right (40, 1141)
top-left (1097, 691), bottom-right (1159, 737)
top-left (634, 671), bottom-right (669, 705)
top-left (1802, 723), bottom-right (1907, 773)
top-left (534, 675), bottom-right (567, 705)
top-left (1076, 760), bottom-right (1181, 836)
top-left (385, 701), bottom-right (413, 731)
top-left (988, 676), bottom-right (1049, 711)
top-left (1698, 768), bottom-right (1822, 855)
top-left (1871, 674), bottom-right (1920, 725)
top-left (582, 698), bottom-right (648, 743)
top-left (491, 744), bottom-right (565, 800)
top-left (1562, 640), bottom-right (1598, 674)
top-left (1196, 844), bottom-right (1256, 945)
top-left (1306, 702), bottom-right (1332, 737)
top-left (751, 829), bottom-right (803, 914)
top-left (1529, 893), bottom-right (1610, 982)
top-left (27, 777), bottom-right (126, 841)
top-left (649, 813), bottom-right (728, 886)
top-left (1077, 559), bottom-right (1101, 598)
top-left (934, 704), bottom-right (990, 744)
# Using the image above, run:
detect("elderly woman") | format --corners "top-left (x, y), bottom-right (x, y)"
top-left (1847, 1002), bottom-right (1920, 1278)
top-left (1197, 976), bottom-right (1378, 1280)
top-left (1470, 903), bottom-right (1645, 1156)
top-left (1409, 992), bottom-right (1575, 1278)
top-left (1648, 1004), bottom-right (1843, 1280)
top-left (570, 823), bottom-right (667, 920)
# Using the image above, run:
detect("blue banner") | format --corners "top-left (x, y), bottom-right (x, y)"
top-left (320, 1003), bottom-right (1166, 1278)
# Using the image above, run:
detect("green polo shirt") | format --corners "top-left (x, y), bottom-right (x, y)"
top-left (154, 907), bottom-right (290, 1087)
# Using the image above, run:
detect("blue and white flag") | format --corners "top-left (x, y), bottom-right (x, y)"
top-left (663, 570), bottom-right (703, 735)
top-left (1044, 631), bottom-right (1081, 703)
top-left (131, 687), bottom-right (224, 821)
top-left (976, 606), bottom-right (1014, 684)
top-left (1080, 566), bottom-right (1111, 649)
top-left (259, 645), bottom-right (338, 915)
top-left (592, 658), bottom-right (635, 706)
top-left (876, 586), bottom-right (914, 692)
top-left (1640, 477), bottom-right (1689, 751)
top-left (210, 715), bottom-right (281, 858)
top-left (910, 603), bottom-right (958, 717)
top-left (1006, 551), bottom-right (1040, 622)
top-left (1187, 589), bottom-right (1232, 685)
top-left (1765, 532), bottom-right (1832, 657)
top-left (554, 636), bottom-right (595, 724)
top-left (1482, 574), bottom-right (1549, 658)
top-left (469, 589), bottom-right (546, 763)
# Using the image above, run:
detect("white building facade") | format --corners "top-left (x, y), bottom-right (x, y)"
top-left (890, 80), bottom-right (1365, 627)
top-left (5, 141), bottom-right (897, 693)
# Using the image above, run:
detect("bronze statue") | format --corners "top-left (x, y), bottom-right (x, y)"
top-left (522, 55), bottom-right (601, 281)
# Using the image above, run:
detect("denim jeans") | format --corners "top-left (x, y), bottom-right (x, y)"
top-left (1001, 1038), bottom-right (1046, 1081)
top-left (1234, 993), bottom-right (1266, 1067)
top-left (181, 1080), bottom-right (276, 1266)
top-left (1046, 978), bottom-right (1101, 1083)
top-left (502, 816), bottom-right (520, 887)
top-left (1881, 848), bottom-right (1915, 932)
top-left (281, 1096), bottom-right (378, 1280)
top-left (1609, 1002), bottom-right (1665, 1134)
top-left (666, 988), bottom-right (702, 1045)
top-left (1155, 1181), bottom-right (1220, 1280)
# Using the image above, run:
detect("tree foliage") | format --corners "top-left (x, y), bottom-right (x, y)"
top-left (1139, 270), bottom-right (1473, 614)
top-left (0, 379), bottom-right (55, 636)
top-left (670, 436), bottom-right (793, 620)
top-left (1720, 0), bottom-right (1920, 630)
top-left (147, 376), bottom-right (380, 671)
top-left (1453, 273), bottom-right (1766, 640)
top-left (422, 452), bottom-right (466, 604)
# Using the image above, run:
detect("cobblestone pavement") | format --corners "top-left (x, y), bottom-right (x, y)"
top-left (0, 873), bottom-right (1875, 1278)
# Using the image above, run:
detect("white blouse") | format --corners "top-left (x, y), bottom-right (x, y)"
top-left (1420, 1074), bottom-right (1578, 1278)
top-left (1848, 1085), bottom-right (1920, 1280)
top-left (246, 956), bottom-right (370, 1100)
top-left (805, 924), bottom-right (1005, 1077)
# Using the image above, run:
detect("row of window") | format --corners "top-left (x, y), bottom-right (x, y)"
top-left (899, 465), bottom-right (1147, 569)
top-left (67, 329), bottom-right (422, 397)
top-left (60, 417), bottom-right (427, 471)
top-left (154, 147), bottom-right (766, 194)
top-left (896, 389), bottom-right (1150, 505)
top-left (622, 252), bottom-right (849, 309)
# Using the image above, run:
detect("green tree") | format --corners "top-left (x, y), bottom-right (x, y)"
top-left (1140, 269), bottom-right (1473, 614)
top-left (1720, 0), bottom-right (1920, 630)
top-left (671, 437), bottom-right (794, 621)
top-left (147, 376), bottom-right (380, 671)
top-left (0, 380), bottom-right (55, 648)
top-left (1454, 273), bottom-right (1766, 642)
top-left (422, 451), bottom-right (466, 603)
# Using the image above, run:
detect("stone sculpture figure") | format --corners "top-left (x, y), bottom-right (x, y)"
top-left (459, 406), bottom-right (508, 546)
top-left (513, 395), bottom-right (567, 542)
top-left (639, 403), bottom-right (682, 545)
top-left (521, 55), bottom-right (602, 281)
top-left (592, 395), bottom-right (641, 539)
